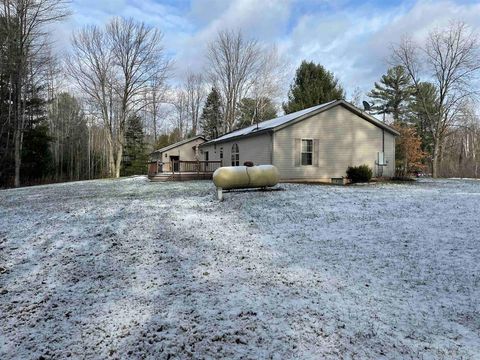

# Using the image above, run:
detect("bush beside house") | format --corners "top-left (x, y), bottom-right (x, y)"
top-left (347, 165), bottom-right (373, 183)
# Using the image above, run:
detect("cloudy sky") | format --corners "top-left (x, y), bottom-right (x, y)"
top-left (56, 0), bottom-right (480, 102)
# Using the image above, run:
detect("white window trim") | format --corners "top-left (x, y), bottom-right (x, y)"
top-left (231, 143), bottom-right (240, 166)
top-left (301, 138), bottom-right (314, 166)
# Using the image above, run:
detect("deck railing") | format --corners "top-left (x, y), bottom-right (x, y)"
top-left (148, 160), bottom-right (222, 176)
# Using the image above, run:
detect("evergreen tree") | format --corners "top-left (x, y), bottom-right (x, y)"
top-left (121, 115), bottom-right (147, 176)
top-left (200, 87), bottom-right (223, 140)
top-left (408, 82), bottom-right (439, 154)
top-left (155, 134), bottom-right (171, 150)
top-left (367, 65), bottom-right (413, 122)
top-left (283, 61), bottom-right (344, 114)
top-left (153, 129), bottom-right (183, 152)
top-left (22, 122), bottom-right (53, 183)
top-left (168, 127), bottom-right (182, 144)
top-left (236, 97), bottom-right (277, 129)
top-left (21, 96), bottom-right (53, 184)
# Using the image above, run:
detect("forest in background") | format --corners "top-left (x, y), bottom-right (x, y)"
top-left (1, 0), bottom-right (480, 188)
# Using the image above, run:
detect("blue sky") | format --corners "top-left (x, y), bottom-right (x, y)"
top-left (55, 0), bottom-right (480, 101)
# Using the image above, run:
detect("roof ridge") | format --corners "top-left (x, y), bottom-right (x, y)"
top-left (203, 100), bottom-right (339, 145)
top-left (152, 135), bottom-right (205, 153)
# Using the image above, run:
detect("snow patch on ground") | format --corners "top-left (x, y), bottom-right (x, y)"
top-left (1, 177), bottom-right (479, 359)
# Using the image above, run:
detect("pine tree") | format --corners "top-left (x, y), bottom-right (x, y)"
top-left (200, 87), bottom-right (223, 140)
top-left (21, 95), bottom-right (53, 184)
top-left (121, 115), bottom-right (147, 176)
top-left (236, 97), bottom-right (277, 129)
top-left (283, 61), bottom-right (344, 114)
top-left (408, 82), bottom-right (439, 155)
top-left (153, 129), bottom-right (182, 151)
top-left (367, 65), bottom-right (413, 122)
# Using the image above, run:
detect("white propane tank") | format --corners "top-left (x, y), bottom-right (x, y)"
top-left (213, 165), bottom-right (279, 191)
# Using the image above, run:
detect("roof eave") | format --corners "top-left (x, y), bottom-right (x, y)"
top-left (338, 101), bottom-right (401, 136)
top-left (153, 135), bottom-right (206, 153)
top-left (200, 128), bottom-right (273, 146)
top-left (273, 100), bottom-right (342, 133)
top-left (273, 100), bottom-right (400, 136)
top-left (201, 100), bottom-right (400, 146)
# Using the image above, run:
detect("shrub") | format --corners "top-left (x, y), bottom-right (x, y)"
top-left (346, 165), bottom-right (373, 183)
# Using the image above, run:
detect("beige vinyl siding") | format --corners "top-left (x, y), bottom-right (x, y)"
top-left (273, 105), bottom-right (396, 180)
top-left (383, 131), bottom-right (395, 177)
top-left (200, 133), bottom-right (272, 167)
top-left (199, 144), bottom-right (217, 162)
top-left (158, 138), bottom-right (205, 161)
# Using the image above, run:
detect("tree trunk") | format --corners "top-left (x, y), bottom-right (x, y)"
top-left (115, 145), bottom-right (122, 178)
top-left (13, 73), bottom-right (23, 188)
top-left (432, 139), bottom-right (440, 178)
top-left (108, 148), bottom-right (115, 178)
top-left (14, 128), bottom-right (21, 187)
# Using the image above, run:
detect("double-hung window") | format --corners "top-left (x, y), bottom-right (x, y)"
top-left (301, 139), bottom-right (313, 166)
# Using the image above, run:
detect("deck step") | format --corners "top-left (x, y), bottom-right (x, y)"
top-left (148, 174), bottom-right (173, 182)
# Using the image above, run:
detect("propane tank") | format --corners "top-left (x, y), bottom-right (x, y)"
top-left (213, 165), bottom-right (279, 198)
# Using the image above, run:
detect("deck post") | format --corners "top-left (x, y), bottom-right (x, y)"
top-left (148, 159), bottom-right (222, 181)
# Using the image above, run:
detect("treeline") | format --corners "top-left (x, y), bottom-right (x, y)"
top-left (366, 22), bottom-right (480, 178)
top-left (0, 1), bottom-right (479, 188)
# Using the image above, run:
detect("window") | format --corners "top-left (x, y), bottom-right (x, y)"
top-left (231, 143), bottom-right (239, 166)
top-left (301, 139), bottom-right (313, 165)
top-left (204, 151), bottom-right (209, 161)
top-left (220, 147), bottom-right (223, 160)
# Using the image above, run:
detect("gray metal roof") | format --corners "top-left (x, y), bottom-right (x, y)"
top-left (201, 100), bottom-right (399, 146)
top-left (204, 101), bottom-right (336, 145)
top-left (151, 136), bottom-right (206, 154)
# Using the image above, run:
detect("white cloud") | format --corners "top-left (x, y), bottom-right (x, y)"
top-left (278, 0), bottom-right (480, 101)
top-left (52, 0), bottom-right (480, 102)
top-left (170, 0), bottom-right (292, 81)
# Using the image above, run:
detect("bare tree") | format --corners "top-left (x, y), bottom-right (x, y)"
top-left (185, 73), bottom-right (206, 136)
top-left (349, 86), bottom-right (363, 108)
top-left (392, 21), bottom-right (480, 177)
top-left (146, 75), bottom-right (169, 142)
top-left (68, 17), bottom-right (170, 178)
top-left (207, 29), bottom-right (261, 132)
top-left (440, 102), bottom-right (480, 177)
top-left (1, 0), bottom-right (70, 187)
top-left (248, 45), bottom-right (285, 124)
top-left (172, 89), bottom-right (189, 138)
top-left (67, 24), bottom-right (116, 176)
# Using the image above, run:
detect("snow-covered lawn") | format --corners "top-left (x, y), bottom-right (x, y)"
top-left (1, 177), bottom-right (479, 359)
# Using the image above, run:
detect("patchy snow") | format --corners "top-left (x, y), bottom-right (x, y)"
top-left (1, 177), bottom-right (479, 359)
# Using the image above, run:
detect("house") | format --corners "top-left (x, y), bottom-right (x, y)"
top-left (148, 135), bottom-right (221, 181)
top-left (150, 135), bottom-right (206, 166)
top-left (199, 100), bottom-right (399, 182)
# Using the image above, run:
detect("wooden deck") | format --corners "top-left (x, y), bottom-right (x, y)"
top-left (148, 160), bottom-right (222, 181)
